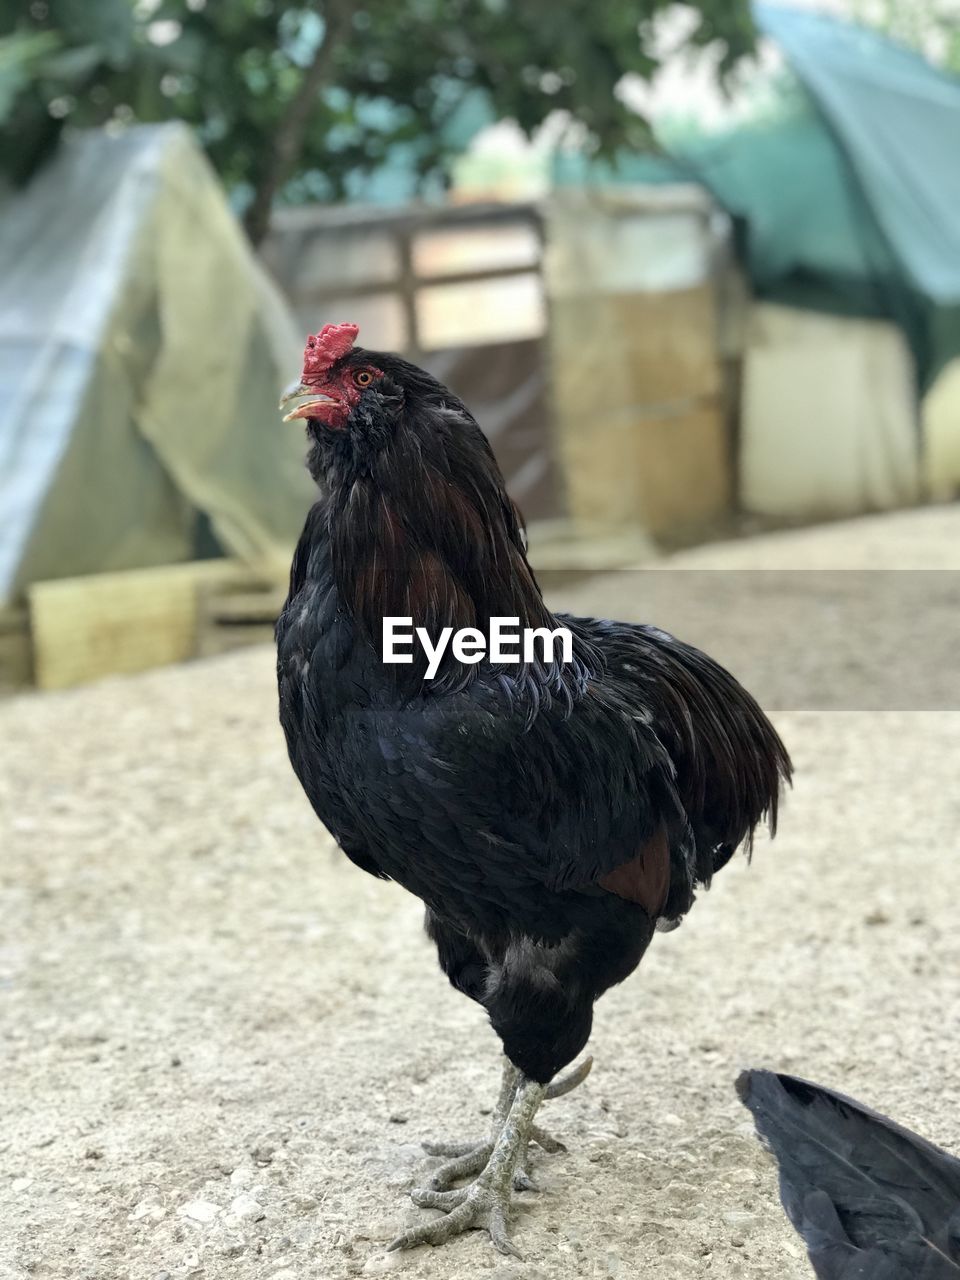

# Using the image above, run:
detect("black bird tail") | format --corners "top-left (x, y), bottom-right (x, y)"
top-left (737, 1070), bottom-right (960, 1279)
top-left (628, 627), bottom-right (792, 904)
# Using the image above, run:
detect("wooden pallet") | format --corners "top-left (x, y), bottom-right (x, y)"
top-left (0, 606), bottom-right (32, 694)
top-left (27, 560), bottom-right (275, 690)
top-left (196, 580), bottom-right (288, 658)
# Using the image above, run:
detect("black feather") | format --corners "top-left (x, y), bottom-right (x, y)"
top-left (737, 1070), bottom-right (960, 1279)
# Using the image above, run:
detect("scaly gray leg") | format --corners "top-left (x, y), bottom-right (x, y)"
top-left (390, 1075), bottom-right (547, 1256)
top-left (420, 1055), bottom-right (591, 1192)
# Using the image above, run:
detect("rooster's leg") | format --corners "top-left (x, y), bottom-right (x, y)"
top-left (390, 1075), bottom-right (547, 1256)
top-left (420, 1054), bottom-right (590, 1192)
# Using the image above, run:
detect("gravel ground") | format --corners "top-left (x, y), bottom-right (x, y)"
top-left (3, 505), bottom-right (960, 1280)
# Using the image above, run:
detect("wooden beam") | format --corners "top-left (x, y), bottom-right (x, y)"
top-left (0, 606), bottom-right (32, 694)
top-left (293, 261), bottom-right (539, 305)
top-left (195, 582), bottom-right (288, 658)
top-left (28, 560), bottom-right (272, 691)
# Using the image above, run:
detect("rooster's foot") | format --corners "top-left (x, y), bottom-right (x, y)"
top-left (391, 1075), bottom-right (546, 1256)
top-left (419, 1056), bottom-right (590, 1192)
top-left (397, 1177), bottom-right (519, 1255)
top-left (422, 1118), bottom-right (568, 1191)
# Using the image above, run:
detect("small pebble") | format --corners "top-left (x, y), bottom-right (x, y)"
top-left (723, 1211), bottom-right (759, 1228)
top-left (130, 1201), bottom-right (165, 1222)
top-left (180, 1199), bottom-right (220, 1223)
top-left (362, 1253), bottom-right (402, 1274)
top-left (230, 1193), bottom-right (266, 1221)
top-left (864, 908), bottom-right (891, 926)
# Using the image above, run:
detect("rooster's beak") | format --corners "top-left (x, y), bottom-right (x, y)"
top-left (278, 380), bottom-right (337, 422)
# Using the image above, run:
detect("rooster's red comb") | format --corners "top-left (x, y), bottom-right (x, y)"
top-left (302, 322), bottom-right (359, 383)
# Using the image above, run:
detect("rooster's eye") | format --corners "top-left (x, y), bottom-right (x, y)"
top-left (354, 370), bottom-right (373, 387)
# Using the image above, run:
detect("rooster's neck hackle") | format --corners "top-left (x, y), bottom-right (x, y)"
top-left (325, 402), bottom-right (555, 691)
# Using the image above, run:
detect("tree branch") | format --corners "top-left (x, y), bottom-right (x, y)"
top-left (243, 0), bottom-right (354, 246)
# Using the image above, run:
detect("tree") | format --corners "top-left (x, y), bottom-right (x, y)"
top-left (0, 0), bottom-right (756, 242)
top-left (850, 0), bottom-right (960, 70)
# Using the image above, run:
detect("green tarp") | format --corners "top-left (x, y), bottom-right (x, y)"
top-left (0, 124), bottom-right (314, 603)
top-left (555, 4), bottom-right (960, 394)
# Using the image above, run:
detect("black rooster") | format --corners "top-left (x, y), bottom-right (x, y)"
top-left (739, 1070), bottom-right (960, 1278)
top-left (276, 322), bottom-right (791, 1253)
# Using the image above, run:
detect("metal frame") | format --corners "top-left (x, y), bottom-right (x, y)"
top-left (267, 201), bottom-right (546, 358)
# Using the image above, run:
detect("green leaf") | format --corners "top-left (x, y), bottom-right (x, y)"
top-left (38, 42), bottom-right (102, 83)
top-left (0, 30), bottom-right (61, 121)
top-left (0, 0), bottom-right (760, 226)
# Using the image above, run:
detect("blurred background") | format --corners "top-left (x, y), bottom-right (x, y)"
top-left (1, 0), bottom-right (959, 692)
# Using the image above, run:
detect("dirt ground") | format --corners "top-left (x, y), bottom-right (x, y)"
top-left (2, 506), bottom-right (960, 1280)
